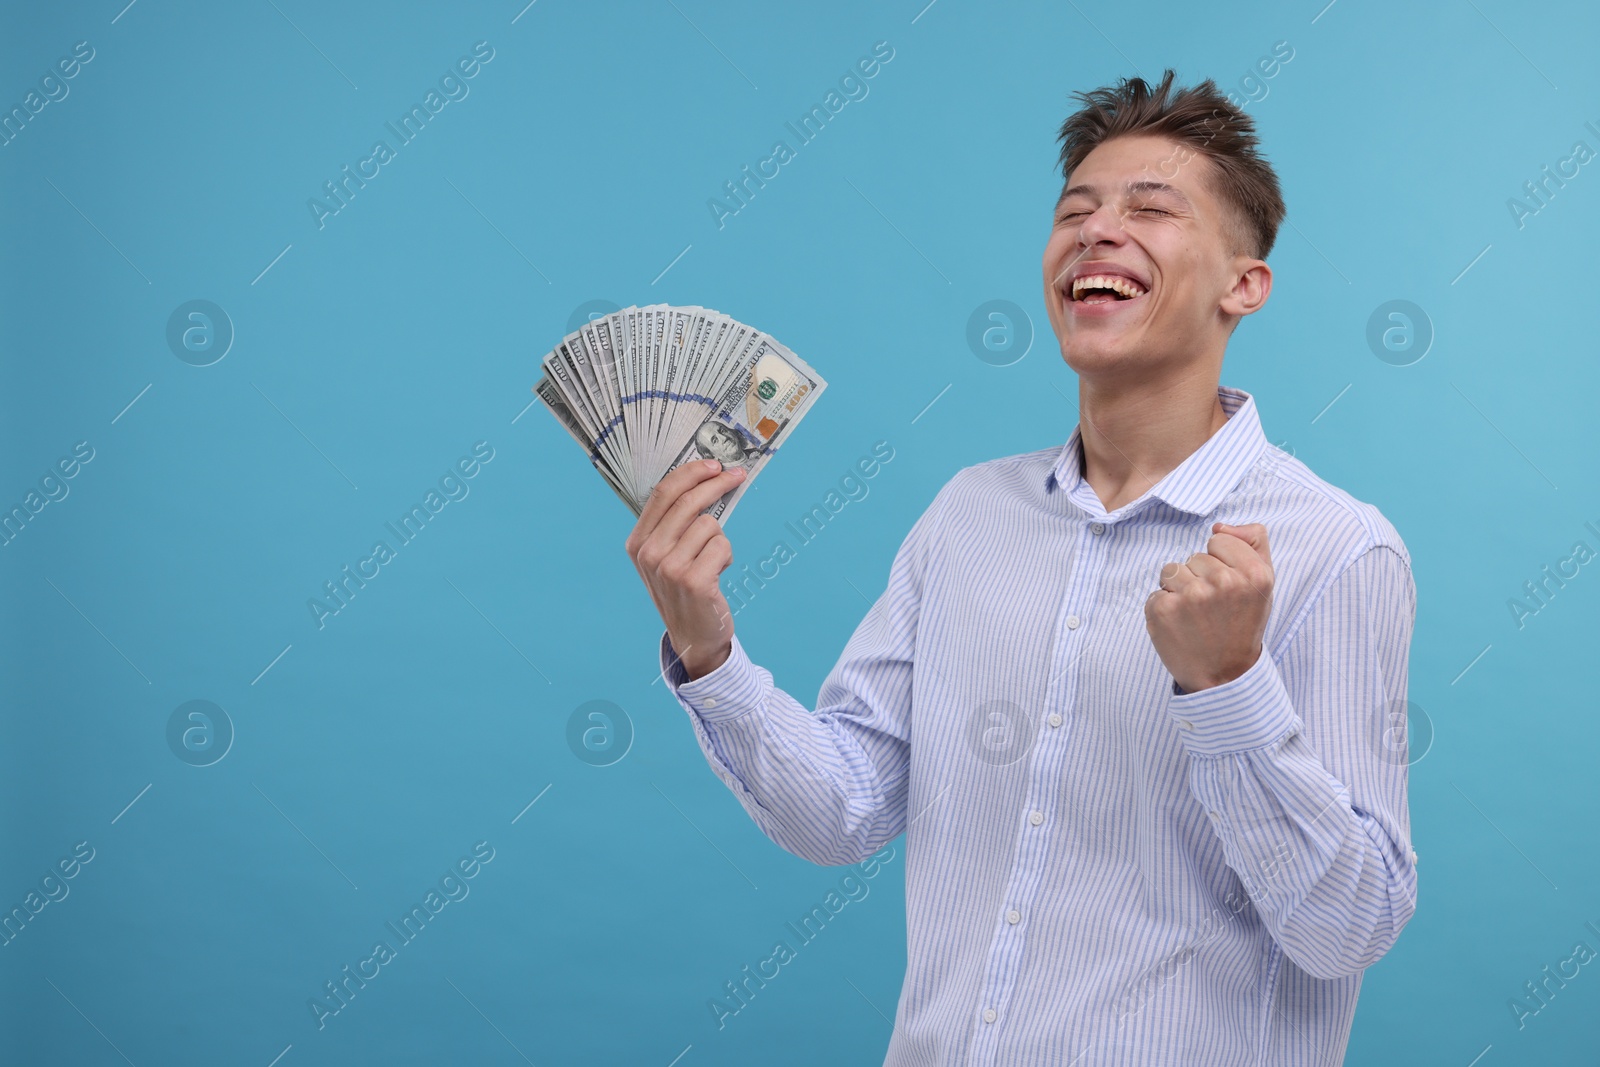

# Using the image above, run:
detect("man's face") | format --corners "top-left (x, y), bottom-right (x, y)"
top-left (705, 423), bottom-right (743, 464)
top-left (1041, 134), bottom-right (1269, 380)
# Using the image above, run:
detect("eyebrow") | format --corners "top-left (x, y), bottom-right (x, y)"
top-left (1058, 180), bottom-right (1194, 210)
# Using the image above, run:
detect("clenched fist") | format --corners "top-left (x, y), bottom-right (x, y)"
top-left (625, 458), bottom-right (746, 680)
top-left (1144, 522), bottom-right (1274, 694)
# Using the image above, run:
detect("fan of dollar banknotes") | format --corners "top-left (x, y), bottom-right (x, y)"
top-left (534, 305), bottom-right (827, 524)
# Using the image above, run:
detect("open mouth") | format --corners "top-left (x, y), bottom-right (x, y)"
top-left (1067, 274), bottom-right (1149, 306)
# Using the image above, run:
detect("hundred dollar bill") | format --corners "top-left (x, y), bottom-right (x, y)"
top-left (659, 336), bottom-right (827, 524)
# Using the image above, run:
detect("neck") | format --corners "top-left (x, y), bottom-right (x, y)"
top-left (1076, 366), bottom-right (1227, 513)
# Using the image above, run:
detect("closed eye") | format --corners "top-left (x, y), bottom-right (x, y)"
top-left (1057, 206), bottom-right (1169, 223)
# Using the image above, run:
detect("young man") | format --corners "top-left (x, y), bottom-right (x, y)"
top-left (626, 70), bottom-right (1417, 1065)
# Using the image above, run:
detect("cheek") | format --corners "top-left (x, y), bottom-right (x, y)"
top-left (1043, 234), bottom-right (1076, 282)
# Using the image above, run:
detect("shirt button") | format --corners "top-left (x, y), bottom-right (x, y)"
top-left (1090, 522), bottom-right (1105, 535)
top-left (1006, 909), bottom-right (1021, 924)
top-left (703, 698), bottom-right (718, 708)
top-left (1028, 810), bottom-right (1044, 826)
top-left (1065, 614), bottom-right (1080, 629)
top-left (1411, 848), bottom-right (1419, 865)
top-left (1178, 719), bottom-right (1194, 731)
top-left (1048, 714), bottom-right (1063, 728)
top-left (983, 1008), bottom-right (997, 1024)
top-left (1207, 811), bottom-right (1220, 822)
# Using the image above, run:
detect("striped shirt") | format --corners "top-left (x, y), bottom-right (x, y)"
top-left (659, 384), bottom-right (1418, 1065)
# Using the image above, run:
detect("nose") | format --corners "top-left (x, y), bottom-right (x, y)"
top-left (1050, 202), bottom-right (1127, 290)
top-left (1076, 201), bottom-right (1128, 250)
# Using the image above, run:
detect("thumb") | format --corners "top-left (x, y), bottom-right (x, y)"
top-left (1215, 522), bottom-right (1272, 564)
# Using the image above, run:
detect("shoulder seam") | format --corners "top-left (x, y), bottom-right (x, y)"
top-left (1270, 542), bottom-right (1414, 659)
top-left (1256, 450), bottom-right (1410, 564)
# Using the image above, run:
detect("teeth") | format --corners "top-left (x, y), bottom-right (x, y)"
top-left (1070, 274), bottom-right (1148, 300)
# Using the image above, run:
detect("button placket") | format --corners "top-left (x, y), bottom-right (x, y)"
top-left (972, 517), bottom-right (1113, 1063)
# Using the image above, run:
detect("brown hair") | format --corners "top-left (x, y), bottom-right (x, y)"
top-left (1055, 69), bottom-right (1285, 260)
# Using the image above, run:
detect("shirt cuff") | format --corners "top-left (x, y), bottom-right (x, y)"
top-left (1165, 644), bottom-right (1301, 757)
top-left (658, 629), bottom-right (765, 723)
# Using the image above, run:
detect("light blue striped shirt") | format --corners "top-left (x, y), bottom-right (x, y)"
top-left (659, 384), bottom-right (1418, 1065)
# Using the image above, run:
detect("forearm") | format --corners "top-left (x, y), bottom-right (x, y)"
top-left (662, 631), bottom-right (910, 866)
top-left (1186, 722), bottom-right (1416, 979)
top-left (1167, 541), bottom-right (1418, 981)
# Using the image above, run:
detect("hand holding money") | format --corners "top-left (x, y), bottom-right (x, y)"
top-left (538, 304), bottom-right (826, 678)
top-left (625, 458), bottom-right (746, 679)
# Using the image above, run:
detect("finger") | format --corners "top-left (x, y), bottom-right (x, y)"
top-left (1183, 551), bottom-right (1228, 581)
top-left (1205, 534), bottom-right (1272, 592)
top-left (1215, 522), bottom-right (1271, 567)
top-left (1205, 534), bottom-right (1261, 571)
top-left (1158, 561), bottom-right (1199, 592)
top-left (630, 458), bottom-right (725, 553)
top-left (649, 467), bottom-right (745, 557)
top-left (660, 513), bottom-right (724, 582)
top-left (685, 528), bottom-right (735, 588)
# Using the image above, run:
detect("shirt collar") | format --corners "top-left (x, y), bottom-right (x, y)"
top-left (1044, 384), bottom-right (1268, 517)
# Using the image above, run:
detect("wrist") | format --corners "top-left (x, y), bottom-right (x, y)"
top-left (677, 640), bottom-right (732, 681)
top-left (1175, 643), bottom-right (1264, 694)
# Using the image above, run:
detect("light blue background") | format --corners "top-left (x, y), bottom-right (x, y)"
top-left (2, 0), bottom-right (1597, 1063)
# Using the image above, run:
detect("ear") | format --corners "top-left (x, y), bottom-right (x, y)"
top-left (1220, 257), bottom-right (1271, 319)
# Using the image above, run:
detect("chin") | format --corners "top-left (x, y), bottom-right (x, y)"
top-left (1059, 334), bottom-right (1123, 364)
top-left (1061, 340), bottom-right (1153, 382)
